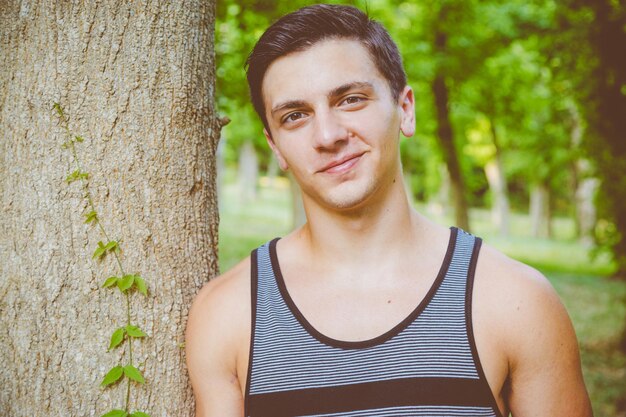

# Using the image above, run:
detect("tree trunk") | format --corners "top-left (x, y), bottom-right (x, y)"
top-left (568, 104), bottom-right (598, 246)
top-left (576, 177), bottom-right (599, 246)
top-left (238, 140), bottom-right (259, 202)
top-left (0, 2), bottom-right (219, 416)
top-left (530, 183), bottom-right (551, 239)
top-left (428, 164), bottom-right (450, 219)
top-left (484, 122), bottom-right (510, 236)
top-left (485, 159), bottom-right (510, 236)
top-left (432, 29), bottom-right (470, 231)
top-left (267, 153), bottom-right (280, 186)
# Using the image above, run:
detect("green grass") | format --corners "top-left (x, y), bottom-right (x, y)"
top-left (219, 177), bottom-right (626, 416)
top-left (551, 271), bottom-right (626, 417)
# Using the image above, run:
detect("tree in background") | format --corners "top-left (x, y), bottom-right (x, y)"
top-left (0, 1), bottom-right (220, 415)
top-left (391, 0), bottom-right (563, 232)
top-left (565, 0), bottom-right (626, 355)
top-left (216, 2), bottom-right (270, 198)
top-left (579, 0), bottom-right (626, 280)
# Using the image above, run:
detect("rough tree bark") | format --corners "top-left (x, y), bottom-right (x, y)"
top-left (0, 1), bottom-right (219, 416)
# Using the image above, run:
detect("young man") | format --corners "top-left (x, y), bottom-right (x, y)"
top-left (186, 4), bottom-right (593, 417)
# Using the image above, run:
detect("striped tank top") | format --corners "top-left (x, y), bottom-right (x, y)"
top-left (245, 227), bottom-right (503, 417)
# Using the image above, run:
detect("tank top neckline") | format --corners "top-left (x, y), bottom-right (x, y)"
top-left (267, 226), bottom-right (459, 349)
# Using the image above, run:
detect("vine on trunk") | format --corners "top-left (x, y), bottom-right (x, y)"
top-left (55, 103), bottom-right (152, 417)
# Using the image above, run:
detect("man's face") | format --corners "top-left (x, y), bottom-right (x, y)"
top-left (261, 38), bottom-right (415, 212)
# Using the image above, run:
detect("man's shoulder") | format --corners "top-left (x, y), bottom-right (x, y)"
top-left (185, 256), bottom-right (252, 371)
top-left (475, 241), bottom-right (559, 313)
top-left (473, 241), bottom-right (576, 364)
top-left (188, 256), bottom-right (252, 329)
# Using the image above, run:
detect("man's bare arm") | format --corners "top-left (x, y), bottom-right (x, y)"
top-left (185, 258), bottom-right (250, 417)
top-left (477, 248), bottom-right (593, 416)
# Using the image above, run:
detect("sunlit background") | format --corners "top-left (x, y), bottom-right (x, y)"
top-left (214, 1), bottom-right (626, 415)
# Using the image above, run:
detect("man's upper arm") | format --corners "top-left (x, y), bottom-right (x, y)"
top-left (501, 264), bottom-right (593, 416)
top-left (185, 259), bottom-right (250, 417)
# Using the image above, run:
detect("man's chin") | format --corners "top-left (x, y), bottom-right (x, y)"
top-left (319, 185), bottom-right (377, 213)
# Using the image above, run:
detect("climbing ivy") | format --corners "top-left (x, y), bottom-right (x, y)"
top-left (55, 103), bottom-right (152, 417)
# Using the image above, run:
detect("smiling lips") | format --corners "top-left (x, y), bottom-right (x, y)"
top-left (318, 152), bottom-right (365, 174)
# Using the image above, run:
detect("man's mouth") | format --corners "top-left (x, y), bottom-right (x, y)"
top-left (318, 152), bottom-right (365, 174)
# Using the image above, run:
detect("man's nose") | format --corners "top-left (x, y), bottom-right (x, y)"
top-left (313, 109), bottom-right (349, 150)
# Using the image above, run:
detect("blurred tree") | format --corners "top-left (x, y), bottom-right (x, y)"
top-left (429, 2), bottom-right (472, 231)
top-left (216, 2), bottom-right (270, 178)
top-left (392, 0), bottom-right (564, 232)
top-left (578, 0), bottom-right (626, 280)
top-left (238, 140), bottom-right (260, 202)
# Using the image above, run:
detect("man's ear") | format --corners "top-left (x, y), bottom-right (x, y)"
top-left (264, 128), bottom-right (289, 171)
top-left (398, 86), bottom-right (416, 138)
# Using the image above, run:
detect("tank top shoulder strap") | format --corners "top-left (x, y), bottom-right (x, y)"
top-left (441, 226), bottom-right (482, 299)
top-left (250, 237), bottom-right (284, 312)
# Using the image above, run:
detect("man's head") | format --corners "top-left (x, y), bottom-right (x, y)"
top-left (245, 4), bottom-right (407, 132)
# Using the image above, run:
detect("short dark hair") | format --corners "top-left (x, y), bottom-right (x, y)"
top-left (245, 4), bottom-right (407, 131)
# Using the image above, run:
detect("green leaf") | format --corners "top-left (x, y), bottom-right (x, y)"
top-left (84, 210), bottom-right (98, 224)
top-left (104, 240), bottom-right (118, 251)
top-left (75, 135), bottom-right (84, 142)
top-left (129, 412), bottom-right (150, 417)
top-left (125, 325), bottom-right (147, 338)
top-left (102, 276), bottom-right (118, 288)
top-left (134, 276), bottom-right (148, 296)
top-left (123, 364), bottom-right (145, 384)
top-left (65, 170), bottom-right (79, 184)
top-left (101, 410), bottom-right (128, 417)
top-left (100, 365), bottom-right (124, 387)
top-left (93, 241), bottom-right (106, 259)
top-left (65, 169), bottom-right (88, 184)
top-left (108, 327), bottom-right (126, 350)
top-left (118, 274), bottom-right (135, 292)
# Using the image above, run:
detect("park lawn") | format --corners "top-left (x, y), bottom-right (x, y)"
top-left (218, 178), bottom-right (626, 417)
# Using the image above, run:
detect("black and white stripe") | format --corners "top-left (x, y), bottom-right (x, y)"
top-left (245, 227), bottom-right (502, 417)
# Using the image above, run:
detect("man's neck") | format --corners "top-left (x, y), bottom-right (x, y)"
top-left (296, 174), bottom-right (430, 270)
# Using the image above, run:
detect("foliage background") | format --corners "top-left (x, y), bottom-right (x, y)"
top-left (215, 1), bottom-right (626, 415)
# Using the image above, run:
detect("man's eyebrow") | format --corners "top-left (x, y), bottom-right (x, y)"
top-left (271, 100), bottom-right (307, 117)
top-left (270, 82), bottom-right (374, 118)
top-left (327, 81), bottom-right (374, 98)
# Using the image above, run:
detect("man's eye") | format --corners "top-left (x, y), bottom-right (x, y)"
top-left (343, 96), bottom-right (365, 105)
top-left (283, 112), bottom-right (304, 123)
